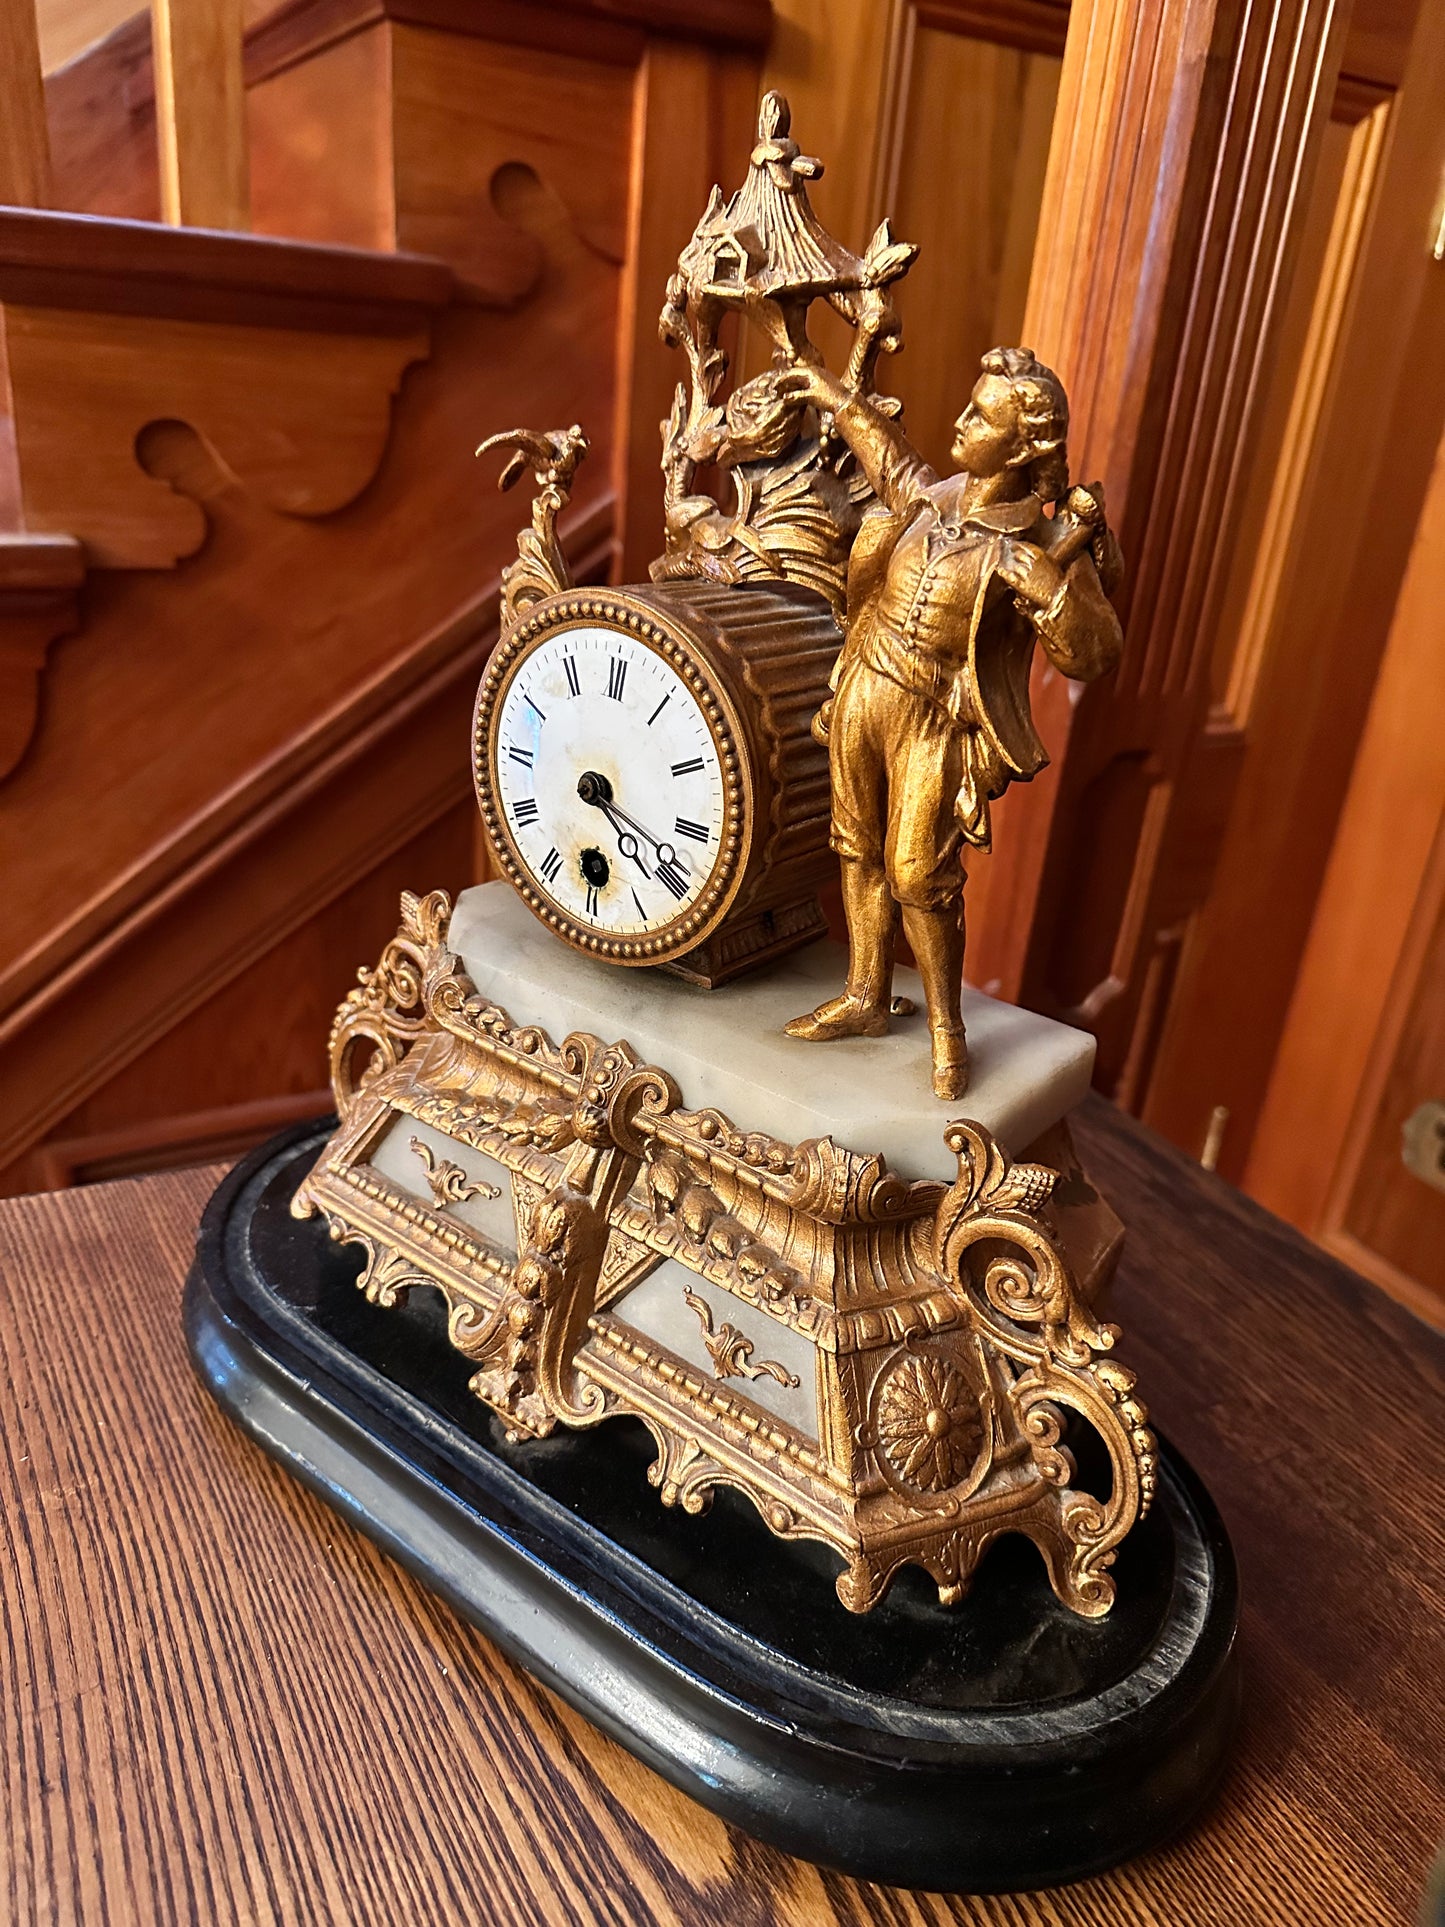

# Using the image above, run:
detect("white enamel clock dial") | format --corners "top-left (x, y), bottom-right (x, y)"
top-left (488, 622), bottom-right (734, 949)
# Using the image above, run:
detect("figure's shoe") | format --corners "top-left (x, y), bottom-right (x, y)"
top-left (931, 1027), bottom-right (969, 1101)
top-left (784, 994), bottom-right (890, 1043)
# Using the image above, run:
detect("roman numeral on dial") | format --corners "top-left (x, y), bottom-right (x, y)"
top-left (607, 657), bottom-right (627, 701)
top-left (674, 817), bottom-right (709, 843)
top-left (671, 757), bottom-right (703, 777)
top-left (539, 847), bottom-right (563, 883)
top-left (507, 744), bottom-right (533, 768)
top-left (512, 797), bottom-right (539, 826)
top-left (563, 655), bottom-right (580, 696)
top-left (657, 860), bottom-right (688, 901)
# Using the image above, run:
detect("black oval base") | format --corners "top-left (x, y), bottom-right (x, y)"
top-left (186, 1121), bottom-right (1240, 1895)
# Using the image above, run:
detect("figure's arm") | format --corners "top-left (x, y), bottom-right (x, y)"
top-left (994, 484), bottom-right (1124, 682)
top-left (778, 365), bottom-right (936, 514)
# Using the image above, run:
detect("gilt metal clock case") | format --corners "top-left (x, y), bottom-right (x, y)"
top-left (473, 578), bottom-right (840, 987)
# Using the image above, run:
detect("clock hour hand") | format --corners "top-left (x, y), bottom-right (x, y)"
top-left (576, 772), bottom-right (651, 874)
top-left (599, 802), bottom-right (651, 877)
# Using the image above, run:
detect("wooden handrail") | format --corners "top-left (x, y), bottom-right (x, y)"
top-left (151, 0), bottom-right (249, 229)
top-left (0, 207), bottom-right (459, 330)
top-left (0, 0), bottom-right (51, 207)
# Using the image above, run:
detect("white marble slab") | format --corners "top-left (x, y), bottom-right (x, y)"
top-left (449, 883), bottom-right (1094, 1181)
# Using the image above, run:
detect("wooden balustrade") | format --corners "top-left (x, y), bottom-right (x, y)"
top-left (151, 0), bottom-right (250, 228)
top-left (3, 0), bottom-right (249, 229)
top-left (0, 0), bottom-right (51, 207)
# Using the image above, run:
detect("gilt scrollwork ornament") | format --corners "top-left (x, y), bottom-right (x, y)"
top-left (649, 90), bottom-right (920, 620)
top-left (476, 424), bottom-right (589, 629)
top-left (409, 1136), bottom-right (502, 1207)
top-left (297, 893), bottom-right (1155, 1620)
top-left (325, 888), bottom-right (453, 1120)
top-left (682, 1287), bottom-right (800, 1388)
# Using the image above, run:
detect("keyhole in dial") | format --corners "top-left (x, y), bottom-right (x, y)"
top-left (580, 847), bottom-right (610, 889)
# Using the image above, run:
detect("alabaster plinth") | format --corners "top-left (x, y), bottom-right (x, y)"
top-left (448, 883), bottom-right (1095, 1175)
top-left (275, 881), bottom-right (1153, 1620)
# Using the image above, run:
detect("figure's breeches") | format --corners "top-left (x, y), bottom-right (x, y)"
top-left (828, 659), bottom-right (964, 909)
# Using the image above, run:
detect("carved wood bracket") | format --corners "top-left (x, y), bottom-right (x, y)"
top-left (0, 208), bottom-right (456, 778)
top-left (0, 531), bottom-right (84, 781)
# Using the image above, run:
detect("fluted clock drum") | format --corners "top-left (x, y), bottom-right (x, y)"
top-left (473, 579), bottom-right (841, 987)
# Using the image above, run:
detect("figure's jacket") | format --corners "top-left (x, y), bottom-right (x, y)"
top-left (830, 430), bottom-right (1123, 849)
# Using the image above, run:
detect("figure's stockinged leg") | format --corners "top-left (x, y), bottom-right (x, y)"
top-left (783, 859), bottom-right (896, 1041)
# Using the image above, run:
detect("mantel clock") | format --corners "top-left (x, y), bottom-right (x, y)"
top-left (188, 87), bottom-right (1239, 1894)
top-left (472, 576), bottom-right (839, 986)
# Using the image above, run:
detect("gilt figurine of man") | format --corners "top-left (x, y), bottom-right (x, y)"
top-left (782, 346), bottom-right (1124, 1099)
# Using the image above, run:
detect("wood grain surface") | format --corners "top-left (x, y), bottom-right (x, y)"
top-left (2, 1098), bottom-right (1441, 1925)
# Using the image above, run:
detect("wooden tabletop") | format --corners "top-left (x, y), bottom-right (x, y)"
top-left (3, 1100), bottom-right (1442, 1925)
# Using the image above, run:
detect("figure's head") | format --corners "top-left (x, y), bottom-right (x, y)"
top-left (950, 347), bottom-right (1069, 501)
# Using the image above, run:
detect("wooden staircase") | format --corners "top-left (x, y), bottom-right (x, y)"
top-left (0, 0), bottom-right (766, 1190)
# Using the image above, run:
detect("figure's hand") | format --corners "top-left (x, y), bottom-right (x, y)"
top-left (994, 539), bottom-right (1064, 611)
top-left (1062, 482), bottom-right (1106, 530)
top-left (773, 363), bottom-right (841, 411)
top-left (1059, 480), bottom-right (1123, 595)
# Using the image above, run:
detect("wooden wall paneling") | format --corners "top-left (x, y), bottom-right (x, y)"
top-left (5, 304), bottom-right (429, 566)
top-left (0, 797), bottom-right (477, 1195)
top-left (1135, 0), bottom-right (1445, 1180)
top-left (612, 36), bottom-right (761, 582)
top-left (1138, 98), bottom-right (1391, 1169)
top-left (886, 22), bottom-right (1060, 471)
top-left (959, 0), bottom-right (1352, 1096)
top-left (0, 211), bottom-right (453, 775)
top-left (1, 0), bottom-right (53, 208)
top-left (0, 284), bottom-right (617, 1155)
top-left (1247, 421), bottom-right (1445, 1323)
top-left (388, 25), bottom-right (634, 297)
top-left (1338, 838), bottom-right (1445, 1321)
top-left (151, 0), bottom-right (250, 228)
top-left (1340, 0), bottom-right (1418, 92)
top-left (0, 500), bottom-right (611, 1177)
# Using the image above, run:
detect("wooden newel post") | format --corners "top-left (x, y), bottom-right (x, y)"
top-left (151, 0), bottom-right (250, 230)
top-left (965, 0), bottom-right (1348, 1103)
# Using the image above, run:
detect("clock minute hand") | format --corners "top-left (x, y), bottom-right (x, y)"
top-left (602, 798), bottom-right (691, 876)
top-left (576, 771), bottom-right (690, 877)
